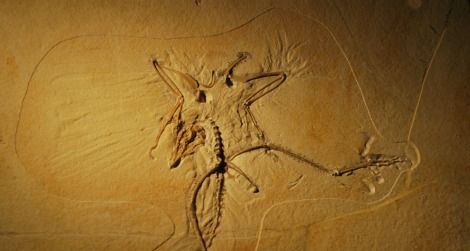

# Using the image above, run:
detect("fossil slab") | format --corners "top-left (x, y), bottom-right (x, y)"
top-left (1, 1), bottom-right (469, 250)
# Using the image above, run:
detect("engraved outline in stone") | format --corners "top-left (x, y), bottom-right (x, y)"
top-left (10, 7), bottom-right (426, 251)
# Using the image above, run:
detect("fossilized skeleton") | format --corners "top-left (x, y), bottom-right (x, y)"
top-left (148, 52), bottom-right (410, 250)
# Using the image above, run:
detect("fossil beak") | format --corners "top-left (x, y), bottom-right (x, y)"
top-left (169, 157), bottom-right (181, 168)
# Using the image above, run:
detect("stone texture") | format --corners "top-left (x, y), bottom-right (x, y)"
top-left (0, 0), bottom-right (468, 250)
